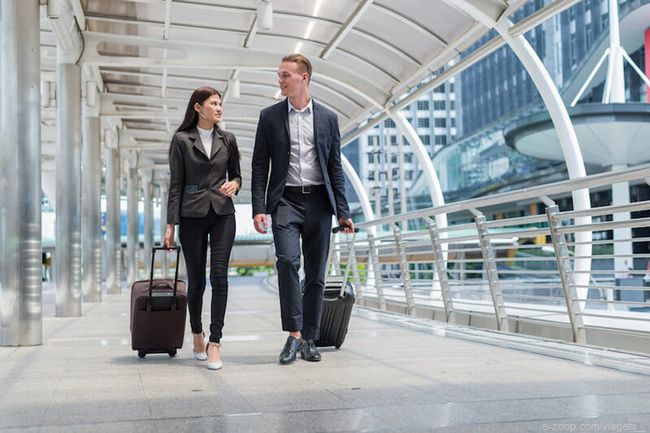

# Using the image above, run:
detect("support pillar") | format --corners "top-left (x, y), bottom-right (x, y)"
top-left (105, 138), bottom-right (121, 294)
top-left (55, 61), bottom-right (83, 317)
top-left (645, 28), bottom-right (650, 103)
top-left (141, 170), bottom-right (154, 277)
top-left (159, 182), bottom-right (169, 277)
top-left (126, 153), bottom-right (139, 284)
top-left (0, 0), bottom-right (42, 345)
top-left (81, 106), bottom-right (102, 302)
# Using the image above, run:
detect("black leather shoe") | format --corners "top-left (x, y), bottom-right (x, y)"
top-left (300, 339), bottom-right (321, 362)
top-left (279, 336), bottom-right (303, 364)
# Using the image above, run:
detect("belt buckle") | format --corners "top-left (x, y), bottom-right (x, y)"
top-left (301, 185), bottom-right (311, 194)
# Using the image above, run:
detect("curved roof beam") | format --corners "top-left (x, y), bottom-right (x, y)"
top-left (101, 68), bottom-right (367, 112)
top-left (81, 31), bottom-right (388, 106)
top-left (168, 1), bottom-right (430, 61)
top-left (84, 12), bottom-right (419, 80)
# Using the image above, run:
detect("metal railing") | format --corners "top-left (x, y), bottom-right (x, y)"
top-left (330, 165), bottom-right (650, 353)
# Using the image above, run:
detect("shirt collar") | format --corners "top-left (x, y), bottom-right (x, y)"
top-left (287, 98), bottom-right (313, 114)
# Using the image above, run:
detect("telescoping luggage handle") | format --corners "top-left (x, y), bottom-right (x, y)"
top-left (147, 246), bottom-right (182, 310)
top-left (331, 227), bottom-right (359, 298)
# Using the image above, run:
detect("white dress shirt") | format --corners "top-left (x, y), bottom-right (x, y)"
top-left (286, 98), bottom-right (324, 187)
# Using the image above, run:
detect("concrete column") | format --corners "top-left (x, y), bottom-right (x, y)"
top-left (141, 170), bottom-right (154, 277)
top-left (81, 109), bottom-right (102, 302)
top-left (105, 141), bottom-right (121, 294)
top-left (397, 129), bottom-right (407, 217)
top-left (126, 154), bottom-right (139, 283)
top-left (612, 165), bottom-right (633, 278)
top-left (55, 60), bottom-right (83, 316)
top-left (0, 0), bottom-right (42, 345)
top-left (644, 27), bottom-right (650, 103)
top-left (159, 182), bottom-right (169, 278)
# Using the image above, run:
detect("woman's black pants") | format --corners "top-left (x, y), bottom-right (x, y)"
top-left (179, 207), bottom-right (235, 343)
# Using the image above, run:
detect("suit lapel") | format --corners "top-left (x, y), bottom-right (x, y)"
top-left (188, 128), bottom-right (209, 158)
top-left (281, 99), bottom-right (291, 151)
top-left (211, 126), bottom-right (224, 159)
top-left (312, 101), bottom-right (327, 172)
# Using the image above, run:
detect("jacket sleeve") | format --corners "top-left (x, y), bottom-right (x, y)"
top-left (251, 111), bottom-right (270, 217)
top-left (167, 134), bottom-right (184, 225)
top-left (327, 114), bottom-right (351, 220)
top-left (226, 132), bottom-right (242, 194)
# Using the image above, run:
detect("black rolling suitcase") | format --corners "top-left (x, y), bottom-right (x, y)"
top-left (130, 246), bottom-right (187, 358)
top-left (315, 227), bottom-right (358, 348)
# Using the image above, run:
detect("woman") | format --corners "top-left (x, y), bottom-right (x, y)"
top-left (164, 87), bottom-right (241, 370)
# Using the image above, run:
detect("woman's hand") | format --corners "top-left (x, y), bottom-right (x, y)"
top-left (164, 224), bottom-right (176, 248)
top-left (219, 180), bottom-right (239, 197)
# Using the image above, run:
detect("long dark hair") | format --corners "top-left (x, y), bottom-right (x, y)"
top-left (174, 86), bottom-right (239, 161)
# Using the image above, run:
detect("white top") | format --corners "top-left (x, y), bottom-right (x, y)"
top-left (197, 125), bottom-right (213, 157)
top-left (286, 98), bottom-right (324, 187)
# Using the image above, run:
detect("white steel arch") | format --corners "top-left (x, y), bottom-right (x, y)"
top-left (341, 155), bottom-right (375, 225)
top-left (441, 0), bottom-right (592, 319)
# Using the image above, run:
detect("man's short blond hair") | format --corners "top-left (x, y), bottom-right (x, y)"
top-left (282, 54), bottom-right (312, 82)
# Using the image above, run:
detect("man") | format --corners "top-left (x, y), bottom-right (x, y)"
top-left (252, 54), bottom-right (354, 364)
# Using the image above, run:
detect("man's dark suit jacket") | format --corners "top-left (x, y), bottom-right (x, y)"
top-left (167, 126), bottom-right (241, 225)
top-left (251, 99), bottom-right (350, 219)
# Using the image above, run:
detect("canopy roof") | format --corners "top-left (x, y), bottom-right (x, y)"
top-left (39, 0), bottom-right (578, 200)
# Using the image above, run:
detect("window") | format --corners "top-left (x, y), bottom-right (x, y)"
top-left (570, 33), bottom-right (577, 67)
top-left (405, 171), bottom-right (413, 181)
top-left (384, 119), bottom-right (396, 128)
top-left (600, 13), bottom-right (608, 31)
top-left (368, 135), bottom-right (379, 147)
top-left (417, 100), bottom-right (429, 110)
top-left (433, 100), bottom-right (446, 110)
top-left (367, 153), bottom-right (374, 163)
top-left (367, 172), bottom-right (375, 181)
top-left (435, 135), bottom-right (447, 145)
top-left (404, 153), bottom-right (414, 163)
top-left (419, 135), bottom-right (430, 145)
top-left (434, 118), bottom-right (446, 128)
top-left (417, 118), bottom-right (430, 128)
top-left (451, 118), bottom-right (456, 128)
top-left (434, 85), bottom-right (445, 93)
top-left (390, 135), bottom-right (397, 145)
top-left (568, 5), bottom-right (576, 21)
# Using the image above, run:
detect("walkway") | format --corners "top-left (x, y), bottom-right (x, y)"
top-left (1, 277), bottom-right (650, 432)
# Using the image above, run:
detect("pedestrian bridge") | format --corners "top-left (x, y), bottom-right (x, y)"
top-left (2, 0), bottom-right (650, 431)
top-left (2, 276), bottom-right (650, 432)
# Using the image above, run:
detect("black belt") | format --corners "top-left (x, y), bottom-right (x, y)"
top-left (284, 185), bottom-right (326, 194)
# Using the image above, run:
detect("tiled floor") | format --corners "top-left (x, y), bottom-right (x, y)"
top-left (1, 276), bottom-right (649, 433)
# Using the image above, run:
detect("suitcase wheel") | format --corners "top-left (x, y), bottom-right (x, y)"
top-left (168, 349), bottom-right (177, 357)
top-left (137, 350), bottom-right (147, 358)
top-left (335, 345), bottom-right (341, 349)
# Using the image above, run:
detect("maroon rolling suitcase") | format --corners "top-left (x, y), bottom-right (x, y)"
top-left (130, 246), bottom-right (187, 358)
top-left (315, 227), bottom-right (358, 349)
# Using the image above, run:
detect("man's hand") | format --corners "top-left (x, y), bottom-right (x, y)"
top-left (253, 214), bottom-right (268, 234)
top-left (219, 180), bottom-right (239, 197)
top-left (163, 224), bottom-right (176, 248)
top-left (338, 217), bottom-right (355, 234)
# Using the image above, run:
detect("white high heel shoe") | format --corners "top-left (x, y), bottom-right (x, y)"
top-left (206, 342), bottom-right (223, 370)
top-left (192, 333), bottom-right (207, 361)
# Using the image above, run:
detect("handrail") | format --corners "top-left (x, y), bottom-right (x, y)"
top-left (356, 164), bottom-right (650, 229)
top-left (328, 165), bottom-right (650, 355)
